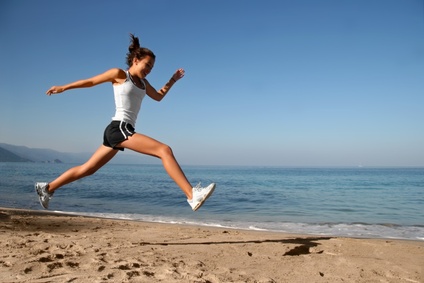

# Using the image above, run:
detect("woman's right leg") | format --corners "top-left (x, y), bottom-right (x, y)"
top-left (118, 134), bottom-right (193, 198)
top-left (48, 145), bottom-right (118, 192)
top-left (118, 133), bottom-right (216, 211)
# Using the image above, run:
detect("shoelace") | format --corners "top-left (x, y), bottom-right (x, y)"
top-left (193, 182), bottom-right (202, 192)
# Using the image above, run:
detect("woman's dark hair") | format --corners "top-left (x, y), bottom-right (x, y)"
top-left (126, 33), bottom-right (156, 67)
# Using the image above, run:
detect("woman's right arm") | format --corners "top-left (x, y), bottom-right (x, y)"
top-left (46, 68), bottom-right (125, 95)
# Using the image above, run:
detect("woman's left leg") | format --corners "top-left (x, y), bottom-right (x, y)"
top-left (118, 133), bottom-right (193, 199)
top-left (48, 145), bottom-right (119, 192)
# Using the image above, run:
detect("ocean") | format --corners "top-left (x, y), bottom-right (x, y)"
top-left (1, 162), bottom-right (423, 240)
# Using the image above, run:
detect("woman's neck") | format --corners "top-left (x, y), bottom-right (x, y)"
top-left (128, 70), bottom-right (145, 89)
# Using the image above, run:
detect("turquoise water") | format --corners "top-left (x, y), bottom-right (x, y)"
top-left (1, 163), bottom-right (423, 240)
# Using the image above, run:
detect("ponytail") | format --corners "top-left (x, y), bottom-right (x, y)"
top-left (126, 33), bottom-right (156, 67)
top-left (128, 33), bottom-right (141, 53)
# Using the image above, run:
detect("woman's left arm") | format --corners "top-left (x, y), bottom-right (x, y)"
top-left (145, 68), bottom-right (185, 101)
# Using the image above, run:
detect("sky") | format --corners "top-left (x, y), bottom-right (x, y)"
top-left (1, 0), bottom-right (423, 166)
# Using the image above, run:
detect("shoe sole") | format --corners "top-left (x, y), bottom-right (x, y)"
top-left (192, 183), bottom-right (216, 211)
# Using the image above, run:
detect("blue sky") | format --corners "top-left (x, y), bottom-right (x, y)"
top-left (1, 0), bottom-right (423, 166)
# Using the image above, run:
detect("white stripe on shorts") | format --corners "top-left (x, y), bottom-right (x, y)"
top-left (125, 122), bottom-right (134, 135)
top-left (119, 121), bottom-right (127, 139)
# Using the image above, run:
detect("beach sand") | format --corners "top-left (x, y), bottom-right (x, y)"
top-left (0, 207), bottom-right (422, 283)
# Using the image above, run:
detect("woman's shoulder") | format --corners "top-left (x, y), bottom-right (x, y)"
top-left (107, 68), bottom-right (127, 78)
top-left (102, 68), bottom-right (127, 84)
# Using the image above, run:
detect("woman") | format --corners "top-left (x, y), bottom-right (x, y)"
top-left (35, 34), bottom-right (215, 212)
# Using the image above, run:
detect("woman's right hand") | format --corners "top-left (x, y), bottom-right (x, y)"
top-left (46, 86), bottom-right (64, 96)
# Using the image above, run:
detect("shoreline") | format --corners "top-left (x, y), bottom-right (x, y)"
top-left (1, 207), bottom-right (423, 282)
top-left (2, 206), bottom-right (422, 242)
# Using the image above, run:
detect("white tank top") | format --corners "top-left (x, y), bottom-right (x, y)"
top-left (111, 70), bottom-right (146, 127)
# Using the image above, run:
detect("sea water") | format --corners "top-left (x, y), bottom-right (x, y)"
top-left (0, 162), bottom-right (423, 240)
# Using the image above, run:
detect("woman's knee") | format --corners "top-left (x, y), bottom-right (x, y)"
top-left (157, 143), bottom-right (174, 159)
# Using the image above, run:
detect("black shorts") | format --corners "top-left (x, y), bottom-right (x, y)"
top-left (103, 121), bottom-right (135, 151)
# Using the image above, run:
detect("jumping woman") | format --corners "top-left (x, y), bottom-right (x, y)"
top-left (35, 34), bottom-right (215, 211)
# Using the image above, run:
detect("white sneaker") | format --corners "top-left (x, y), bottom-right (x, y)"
top-left (187, 183), bottom-right (216, 211)
top-left (35, 182), bottom-right (53, 209)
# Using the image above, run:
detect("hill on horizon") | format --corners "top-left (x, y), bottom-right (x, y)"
top-left (0, 147), bottom-right (32, 162)
top-left (0, 143), bottom-right (155, 164)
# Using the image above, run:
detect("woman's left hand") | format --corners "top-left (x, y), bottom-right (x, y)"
top-left (172, 68), bottom-right (185, 82)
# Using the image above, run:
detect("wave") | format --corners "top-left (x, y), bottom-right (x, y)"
top-left (53, 210), bottom-right (424, 241)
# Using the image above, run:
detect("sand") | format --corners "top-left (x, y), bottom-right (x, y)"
top-left (0, 207), bottom-right (422, 283)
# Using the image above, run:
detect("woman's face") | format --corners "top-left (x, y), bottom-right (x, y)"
top-left (133, 56), bottom-right (155, 78)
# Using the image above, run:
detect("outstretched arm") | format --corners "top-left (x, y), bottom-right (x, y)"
top-left (145, 68), bottom-right (185, 101)
top-left (46, 68), bottom-right (126, 95)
